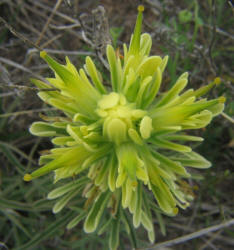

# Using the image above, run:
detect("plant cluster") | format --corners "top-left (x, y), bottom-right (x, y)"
top-left (24, 5), bottom-right (225, 249)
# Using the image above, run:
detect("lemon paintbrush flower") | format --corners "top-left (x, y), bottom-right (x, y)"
top-left (24, 5), bottom-right (225, 249)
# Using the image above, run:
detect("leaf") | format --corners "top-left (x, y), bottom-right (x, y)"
top-left (163, 134), bottom-right (203, 142)
top-left (121, 210), bottom-right (138, 249)
top-left (109, 217), bottom-right (120, 250)
top-left (30, 122), bottom-right (66, 137)
top-left (85, 57), bottom-right (106, 94)
top-left (152, 151), bottom-right (190, 177)
top-left (66, 210), bottom-right (87, 229)
top-left (97, 217), bottom-right (112, 235)
top-left (171, 151), bottom-right (211, 168)
top-left (52, 189), bottom-right (80, 213)
top-left (84, 191), bottom-right (111, 233)
top-left (141, 211), bottom-right (153, 231)
top-left (139, 33), bottom-right (152, 56)
top-left (106, 45), bottom-right (120, 91)
top-left (155, 210), bottom-right (166, 236)
top-left (151, 137), bottom-right (192, 152)
top-left (0, 145), bottom-right (25, 174)
top-left (15, 211), bottom-right (74, 250)
top-left (3, 210), bottom-right (31, 238)
top-left (47, 177), bottom-right (88, 199)
top-left (0, 197), bottom-right (52, 212)
top-left (143, 67), bottom-right (162, 108)
top-left (137, 56), bottom-right (162, 78)
top-left (133, 183), bottom-right (142, 228)
top-left (156, 73), bottom-right (188, 107)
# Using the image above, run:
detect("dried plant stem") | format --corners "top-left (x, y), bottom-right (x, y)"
top-left (27, 48), bottom-right (94, 56)
top-left (0, 92), bottom-right (16, 97)
top-left (25, 0), bottom-right (63, 66)
top-left (35, 0), bottom-right (63, 46)
top-left (0, 16), bottom-right (42, 51)
top-left (199, 230), bottom-right (222, 250)
top-left (30, 0), bottom-right (80, 24)
top-left (40, 34), bottom-right (63, 49)
top-left (0, 108), bottom-right (56, 118)
top-left (221, 112), bottom-right (234, 123)
top-left (0, 57), bottom-right (44, 81)
top-left (0, 83), bottom-right (58, 92)
top-left (139, 218), bottom-right (234, 249)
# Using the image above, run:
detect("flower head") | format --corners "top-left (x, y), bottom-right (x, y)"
top-left (24, 5), bottom-right (225, 249)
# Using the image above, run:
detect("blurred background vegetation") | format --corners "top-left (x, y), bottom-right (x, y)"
top-left (0, 0), bottom-right (233, 249)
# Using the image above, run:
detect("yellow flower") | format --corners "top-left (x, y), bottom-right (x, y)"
top-left (24, 5), bottom-right (225, 249)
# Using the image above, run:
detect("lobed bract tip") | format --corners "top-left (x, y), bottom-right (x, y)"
top-left (24, 174), bottom-right (32, 182)
top-left (214, 77), bottom-right (221, 85)
top-left (40, 51), bottom-right (47, 59)
top-left (138, 5), bottom-right (144, 12)
top-left (219, 96), bottom-right (226, 103)
top-left (173, 207), bottom-right (179, 215)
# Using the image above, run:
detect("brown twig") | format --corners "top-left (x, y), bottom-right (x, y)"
top-left (0, 83), bottom-right (58, 92)
top-left (0, 107), bottom-right (57, 118)
top-left (29, 0), bottom-right (80, 25)
top-left (199, 230), bottom-right (222, 250)
top-left (25, 0), bottom-right (63, 66)
top-left (27, 48), bottom-right (94, 56)
top-left (0, 16), bottom-right (42, 51)
top-left (35, 0), bottom-right (63, 47)
top-left (0, 57), bottom-right (44, 80)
